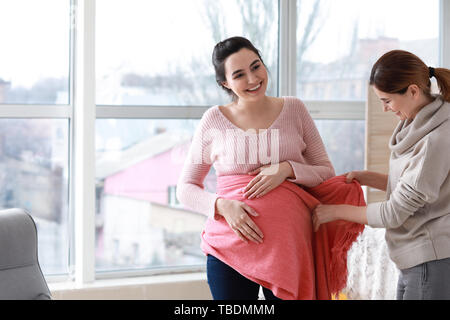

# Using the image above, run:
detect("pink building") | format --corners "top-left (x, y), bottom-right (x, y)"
top-left (95, 131), bottom-right (214, 268)
top-left (98, 132), bottom-right (216, 206)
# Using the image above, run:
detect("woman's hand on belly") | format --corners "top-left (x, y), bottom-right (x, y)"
top-left (243, 161), bottom-right (294, 199)
top-left (215, 198), bottom-right (264, 244)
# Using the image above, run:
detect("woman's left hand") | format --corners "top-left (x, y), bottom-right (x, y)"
top-left (313, 204), bottom-right (368, 231)
top-left (243, 161), bottom-right (293, 199)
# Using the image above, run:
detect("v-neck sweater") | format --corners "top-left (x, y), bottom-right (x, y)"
top-left (176, 96), bottom-right (336, 218)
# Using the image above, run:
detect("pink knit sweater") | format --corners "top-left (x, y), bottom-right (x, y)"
top-left (176, 96), bottom-right (336, 217)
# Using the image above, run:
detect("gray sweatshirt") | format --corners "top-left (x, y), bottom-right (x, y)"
top-left (366, 96), bottom-right (450, 270)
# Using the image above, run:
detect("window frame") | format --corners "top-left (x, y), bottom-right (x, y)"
top-left (0, 0), bottom-right (74, 281)
top-left (89, 0), bottom-right (450, 283)
top-left (1, 0), bottom-right (448, 285)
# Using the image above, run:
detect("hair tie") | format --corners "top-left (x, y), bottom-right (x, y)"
top-left (429, 67), bottom-right (435, 78)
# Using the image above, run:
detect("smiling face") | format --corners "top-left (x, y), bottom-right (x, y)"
top-left (373, 85), bottom-right (426, 120)
top-left (221, 48), bottom-right (268, 102)
top-left (373, 86), bottom-right (411, 120)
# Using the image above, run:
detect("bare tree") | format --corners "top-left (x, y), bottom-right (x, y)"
top-left (203, 0), bottom-right (325, 88)
top-left (124, 0), bottom-right (325, 105)
top-left (236, 0), bottom-right (277, 65)
top-left (297, 0), bottom-right (325, 80)
top-left (202, 1), bottom-right (228, 43)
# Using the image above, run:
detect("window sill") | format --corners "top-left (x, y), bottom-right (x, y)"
top-left (48, 272), bottom-right (211, 300)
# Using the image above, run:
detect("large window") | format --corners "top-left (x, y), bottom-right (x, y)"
top-left (1, 0), bottom-right (446, 281)
top-left (297, 0), bottom-right (439, 101)
top-left (96, 0), bottom-right (279, 106)
top-left (0, 0), bottom-right (71, 276)
top-left (0, 119), bottom-right (70, 274)
top-left (95, 0), bottom-right (279, 273)
top-left (95, 119), bottom-right (216, 271)
top-left (296, 0), bottom-right (439, 174)
top-left (0, 0), bottom-right (70, 104)
top-left (314, 120), bottom-right (365, 175)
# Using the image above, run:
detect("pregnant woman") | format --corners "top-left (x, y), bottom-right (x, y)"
top-left (177, 36), bottom-right (364, 300)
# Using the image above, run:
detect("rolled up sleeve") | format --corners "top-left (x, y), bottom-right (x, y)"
top-left (367, 176), bottom-right (440, 229)
top-left (366, 202), bottom-right (384, 228)
top-left (367, 135), bottom-right (449, 229)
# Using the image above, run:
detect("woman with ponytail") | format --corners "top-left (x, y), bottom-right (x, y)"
top-left (313, 50), bottom-right (450, 300)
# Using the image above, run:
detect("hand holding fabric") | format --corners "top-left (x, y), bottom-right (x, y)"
top-left (345, 170), bottom-right (388, 191)
top-left (313, 203), bottom-right (368, 231)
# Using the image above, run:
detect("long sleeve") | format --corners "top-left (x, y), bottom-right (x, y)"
top-left (176, 97), bottom-right (338, 214)
top-left (176, 110), bottom-right (219, 218)
top-left (286, 100), bottom-right (335, 187)
top-left (367, 135), bottom-right (450, 229)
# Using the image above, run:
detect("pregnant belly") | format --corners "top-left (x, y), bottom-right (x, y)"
top-left (203, 176), bottom-right (313, 250)
top-left (201, 176), bottom-right (317, 299)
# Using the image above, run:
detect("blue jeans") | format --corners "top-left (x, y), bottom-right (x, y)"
top-left (397, 258), bottom-right (450, 300)
top-left (206, 254), bottom-right (282, 300)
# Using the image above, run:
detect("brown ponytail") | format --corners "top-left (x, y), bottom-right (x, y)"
top-left (370, 50), bottom-right (450, 102)
top-left (433, 68), bottom-right (450, 102)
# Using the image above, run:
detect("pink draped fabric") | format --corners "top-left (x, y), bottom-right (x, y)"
top-left (201, 175), bottom-right (365, 300)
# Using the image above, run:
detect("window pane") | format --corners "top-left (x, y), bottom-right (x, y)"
top-left (0, 0), bottom-right (71, 105)
top-left (95, 119), bottom-right (215, 272)
top-left (0, 119), bottom-right (70, 275)
top-left (95, 118), bottom-right (364, 272)
top-left (96, 0), bottom-right (279, 106)
top-left (297, 0), bottom-right (439, 100)
top-left (314, 120), bottom-right (365, 175)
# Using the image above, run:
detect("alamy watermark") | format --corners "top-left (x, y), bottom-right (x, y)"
top-left (171, 128), bottom-right (281, 175)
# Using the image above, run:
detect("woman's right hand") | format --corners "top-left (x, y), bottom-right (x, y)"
top-left (345, 170), bottom-right (388, 191)
top-left (345, 171), bottom-right (367, 185)
top-left (215, 198), bottom-right (264, 244)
